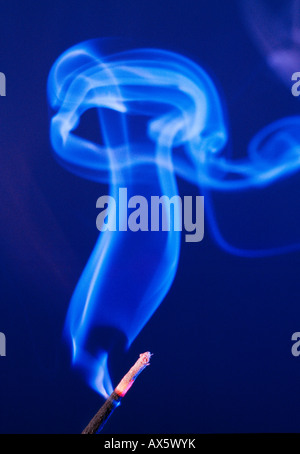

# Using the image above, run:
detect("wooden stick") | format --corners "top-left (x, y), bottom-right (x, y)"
top-left (82, 352), bottom-right (151, 434)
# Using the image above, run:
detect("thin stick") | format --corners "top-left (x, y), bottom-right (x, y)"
top-left (81, 351), bottom-right (152, 434)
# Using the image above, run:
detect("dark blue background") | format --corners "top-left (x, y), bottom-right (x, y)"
top-left (0, 0), bottom-right (300, 434)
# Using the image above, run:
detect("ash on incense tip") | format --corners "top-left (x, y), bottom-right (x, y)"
top-left (82, 352), bottom-right (152, 434)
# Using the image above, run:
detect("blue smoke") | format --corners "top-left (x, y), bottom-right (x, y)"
top-left (48, 39), bottom-right (300, 397)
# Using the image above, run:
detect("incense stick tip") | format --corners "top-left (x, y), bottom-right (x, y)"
top-left (140, 351), bottom-right (152, 365)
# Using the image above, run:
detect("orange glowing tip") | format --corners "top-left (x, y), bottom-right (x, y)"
top-left (115, 351), bottom-right (152, 397)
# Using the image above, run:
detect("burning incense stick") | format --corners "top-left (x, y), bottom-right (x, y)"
top-left (82, 352), bottom-right (152, 434)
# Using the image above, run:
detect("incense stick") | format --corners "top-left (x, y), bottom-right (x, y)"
top-left (82, 352), bottom-right (152, 434)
